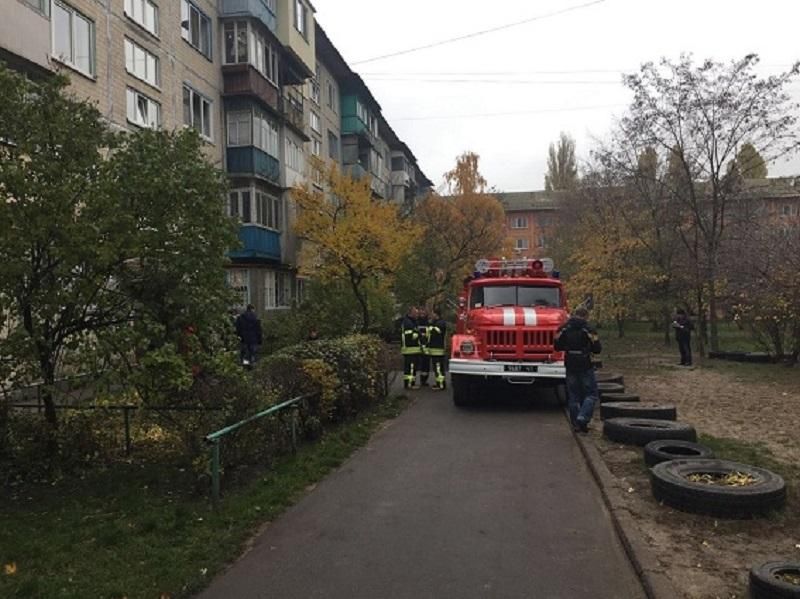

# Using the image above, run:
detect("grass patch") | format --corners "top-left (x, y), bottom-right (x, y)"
top-left (0, 393), bottom-right (410, 599)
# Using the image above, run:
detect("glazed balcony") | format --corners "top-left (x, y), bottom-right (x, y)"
top-left (280, 91), bottom-right (308, 139)
top-left (229, 224), bottom-right (281, 262)
top-left (219, 0), bottom-right (277, 35)
top-left (222, 64), bottom-right (280, 113)
top-left (227, 146), bottom-right (281, 186)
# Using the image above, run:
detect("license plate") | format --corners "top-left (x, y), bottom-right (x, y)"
top-left (505, 364), bottom-right (538, 373)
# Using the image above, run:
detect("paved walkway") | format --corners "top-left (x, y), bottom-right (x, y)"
top-left (199, 383), bottom-right (646, 599)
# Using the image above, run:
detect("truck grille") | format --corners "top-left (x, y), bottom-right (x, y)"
top-left (483, 329), bottom-right (556, 356)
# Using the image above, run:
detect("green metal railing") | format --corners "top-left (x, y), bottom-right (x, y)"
top-left (204, 393), bottom-right (316, 506)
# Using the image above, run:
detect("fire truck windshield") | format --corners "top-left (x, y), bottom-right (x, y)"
top-left (470, 285), bottom-right (561, 309)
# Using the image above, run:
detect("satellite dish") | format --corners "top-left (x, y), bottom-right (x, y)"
top-left (475, 259), bottom-right (491, 274)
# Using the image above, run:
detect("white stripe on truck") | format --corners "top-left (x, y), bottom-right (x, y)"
top-left (503, 308), bottom-right (515, 326)
top-left (523, 308), bottom-right (537, 326)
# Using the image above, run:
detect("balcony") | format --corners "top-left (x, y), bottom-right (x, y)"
top-left (345, 163), bottom-right (368, 180)
top-left (227, 146), bottom-right (281, 186)
top-left (391, 170), bottom-right (411, 187)
top-left (219, 0), bottom-right (277, 35)
top-left (229, 224), bottom-right (281, 262)
top-left (341, 117), bottom-right (379, 148)
top-left (222, 64), bottom-right (280, 113)
top-left (280, 92), bottom-right (307, 138)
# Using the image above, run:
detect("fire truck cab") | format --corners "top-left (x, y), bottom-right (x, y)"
top-left (449, 258), bottom-right (568, 406)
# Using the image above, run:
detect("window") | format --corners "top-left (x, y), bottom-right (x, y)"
top-left (52, 1), bottom-right (95, 77)
top-left (309, 111), bottom-right (321, 134)
top-left (277, 272), bottom-right (292, 307)
top-left (328, 131), bottom-right (339, 161)
top-left (254, 110), bottom-right (280, 156)
top-left (223, 21), bottom-right (279, 84)
top-left (124, 0), bottom-right (158, 36)
top-left (311, 138), bottom-right (322, 157)
top-left (311, 64), bottom-right (320, 105)
top-left (356, 101), bottom-right (368, 124)
top-left (227, 269), bottom-right (251, 307)
top-left (24, 0), bottom-right (49, 15)
top-left (515, 238), bottom-right (529, 251)
top-left (538, 234), bottom-right (546, 248)
top-left (255, 189), bottom-right (281, 230)
top-left (470, 285), bottom-right (560, 309)
top-left (783, 205), bottom-right (791, 216)
top-left (228, 189), bottom-right (252, 223)
top-left (286, 137), bottom-right (303, 172)
top-left (327, 81), bottom-right (337, 112)
top-left (510, 216), bottom-right (528, 229)
top-left (124, 38), bottom-right (159, 87)
top-left (227, 111), bottom-right (251, 147)
top-left (183, 86), bottom-right (212, 140)
top-left (264, 271), bottom-right (276, 309)
top-left (181, 0), bottom-right (212, 59)
top-left (126, 88), bottom-right (160, 129)
top-left (294, 0), bottom-right (307, 38)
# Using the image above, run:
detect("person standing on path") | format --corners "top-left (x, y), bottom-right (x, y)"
top-left (400, 306), bottom-right (421, 389)
top-left (554, 307), bottom-right (602, 433)
top-left (235, 304), bottom-right (263, 367)
top-left (672, 308), bottom-right (694, 366)
top-left (416, 307), bottom-right (431, 387)
top-left (426, 307), bottom-right (448, 390)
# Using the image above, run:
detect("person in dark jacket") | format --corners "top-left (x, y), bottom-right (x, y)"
top-left (672, 308), bottom-right (694, 366)
top-left (427, 307), bottom-right (448, 390)
top-left (554, 307), bottom-right (602, 433)
top-left (235, 304), bottom-right (263, 366)
top-left (400, 306), bottom-right (421, 389)
top-left (417, 307), bottom-right (431, 386)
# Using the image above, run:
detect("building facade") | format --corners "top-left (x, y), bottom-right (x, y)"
top-left (495, 191), bottom-right (563, 256)
top-left (1, 0), bottom-right (432, 316)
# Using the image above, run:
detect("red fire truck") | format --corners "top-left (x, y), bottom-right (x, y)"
top-left (449, 258), bottom-right (568, 406)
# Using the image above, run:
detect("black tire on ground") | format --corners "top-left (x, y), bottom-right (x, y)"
top-left (600, 402), bottom-right (676, 421)
top-left (650, 459), bottom-right (786, 518)
top-left (452, 374), bottom-right (476, 407)
top-left (749, 561), bottom-right (800, 598)
top-left (599, 392), bottom-right (640, 404)
top-left (596, 372), bottom-right (624, 386)
top-left (643, 440), bottom-right (715, 467)
top-left (597, 382), bottom-right (625, 396)
top-left (603, 418), bottom-right (697, 446)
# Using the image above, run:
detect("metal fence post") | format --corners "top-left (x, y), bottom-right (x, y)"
top-left (211, 440), bottom-right (221, 507)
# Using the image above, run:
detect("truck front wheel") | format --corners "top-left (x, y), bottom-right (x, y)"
top-left (452, 374), bottom-right (476, 408)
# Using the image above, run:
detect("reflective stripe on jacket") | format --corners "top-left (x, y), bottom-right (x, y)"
top-left (401, 315), bottom-right (421, 355)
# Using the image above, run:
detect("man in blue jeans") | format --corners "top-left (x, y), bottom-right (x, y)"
top-left (554, 307), bottom-right (602, 433)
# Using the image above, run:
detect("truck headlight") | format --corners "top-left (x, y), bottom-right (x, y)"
top-left (460, 340), bottom-right (475, 354)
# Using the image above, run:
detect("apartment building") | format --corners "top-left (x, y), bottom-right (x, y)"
top-left (496, 191), bottom-right (563, 255)
top-left (1, 0), bottom-right (431, 315)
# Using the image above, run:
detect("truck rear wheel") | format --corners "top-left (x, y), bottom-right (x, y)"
top-left (452, 374), bottom-right (476, 407)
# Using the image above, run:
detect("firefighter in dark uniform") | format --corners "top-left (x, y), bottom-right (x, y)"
top-left (427, 307), bottom-right (448, 390)
top-left (417, 307), bottom-right (430, 386)
top-left (554, 306), bottom-right (602, 433)
top-left (401, 306), bottom-right (421, 389)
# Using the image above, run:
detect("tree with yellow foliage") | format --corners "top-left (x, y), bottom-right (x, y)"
top-left (292, 162), bottom-right (420, 332)
top-left (394, 152), bottom-right (508, 308)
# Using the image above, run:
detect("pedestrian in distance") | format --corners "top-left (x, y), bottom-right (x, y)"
top-left (235, 304), bottom-right (263, 367)
top-left (554, 306), bottom-right (602, 433)
top-left (427, 307), bottom-right (448, 390)
top-left (400, 306), bottom-right (422, 389)
top-left (672, 308), bottom-right (694, 366)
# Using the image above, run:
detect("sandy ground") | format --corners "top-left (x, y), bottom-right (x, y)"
top-left (591, 352), bottom-right (800, 599)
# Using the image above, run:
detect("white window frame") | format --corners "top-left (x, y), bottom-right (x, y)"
top-left (126, 88), bottom-right (160, 129)
top-left (124, 38), bottom-right (160, 88)
top-left (51, 1), bottom-right (95, 77)
top-left (183, 85), bottom-right (213, 141)
top-left (181, 0), bottom-right (212, 59)
top-left (227, 269), bottom-right (251, 307)
top-left (264, 271), bottom-right (277, 310)
top-left (311, 138), bottom-right (322, 157)
top-left (510, 216), bottom-right (528, 229)
top-left (327, 81), bottom-right (337, 112)
top-left (515, 238), bottom-right (529, 251)
top-left (124, 0), bottom-right (159, 37)
top-left (328, 130), bottom-right (339, 161)
top-left (311, 64), bottom-right (321, 105)
top-left (293, 0), bottom-right (307, 38)
top-left (285, 137), bottom-right (303, 172)
top-left (223, 21), bottom-right (279, 85)
top-left (309, 110), bottom-right (321, 134)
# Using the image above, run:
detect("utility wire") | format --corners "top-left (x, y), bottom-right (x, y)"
top-left (364, 77), bottom-right (622, 85)
top-left (351, 0), bottom-right (608, 65)
top-left (392, 104), bottom-right (625, 122)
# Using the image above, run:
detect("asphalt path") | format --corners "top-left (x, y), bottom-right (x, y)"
top-left (199, 381), bottom-right (646, 599)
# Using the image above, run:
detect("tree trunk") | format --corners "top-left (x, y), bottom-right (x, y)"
top-left (708, 278), bottom-right (720, 352)
top-left (662, 307), bottom-right (672, 346)
top-left (694, 288), bottom-right (706, 358)
top-left (616, 314), bottom-right (625, 338)
top-left (40, 358), bottom-right (58, 428)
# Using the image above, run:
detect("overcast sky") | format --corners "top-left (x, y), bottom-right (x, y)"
top-left (313, 0), bottom-right (800, 192)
